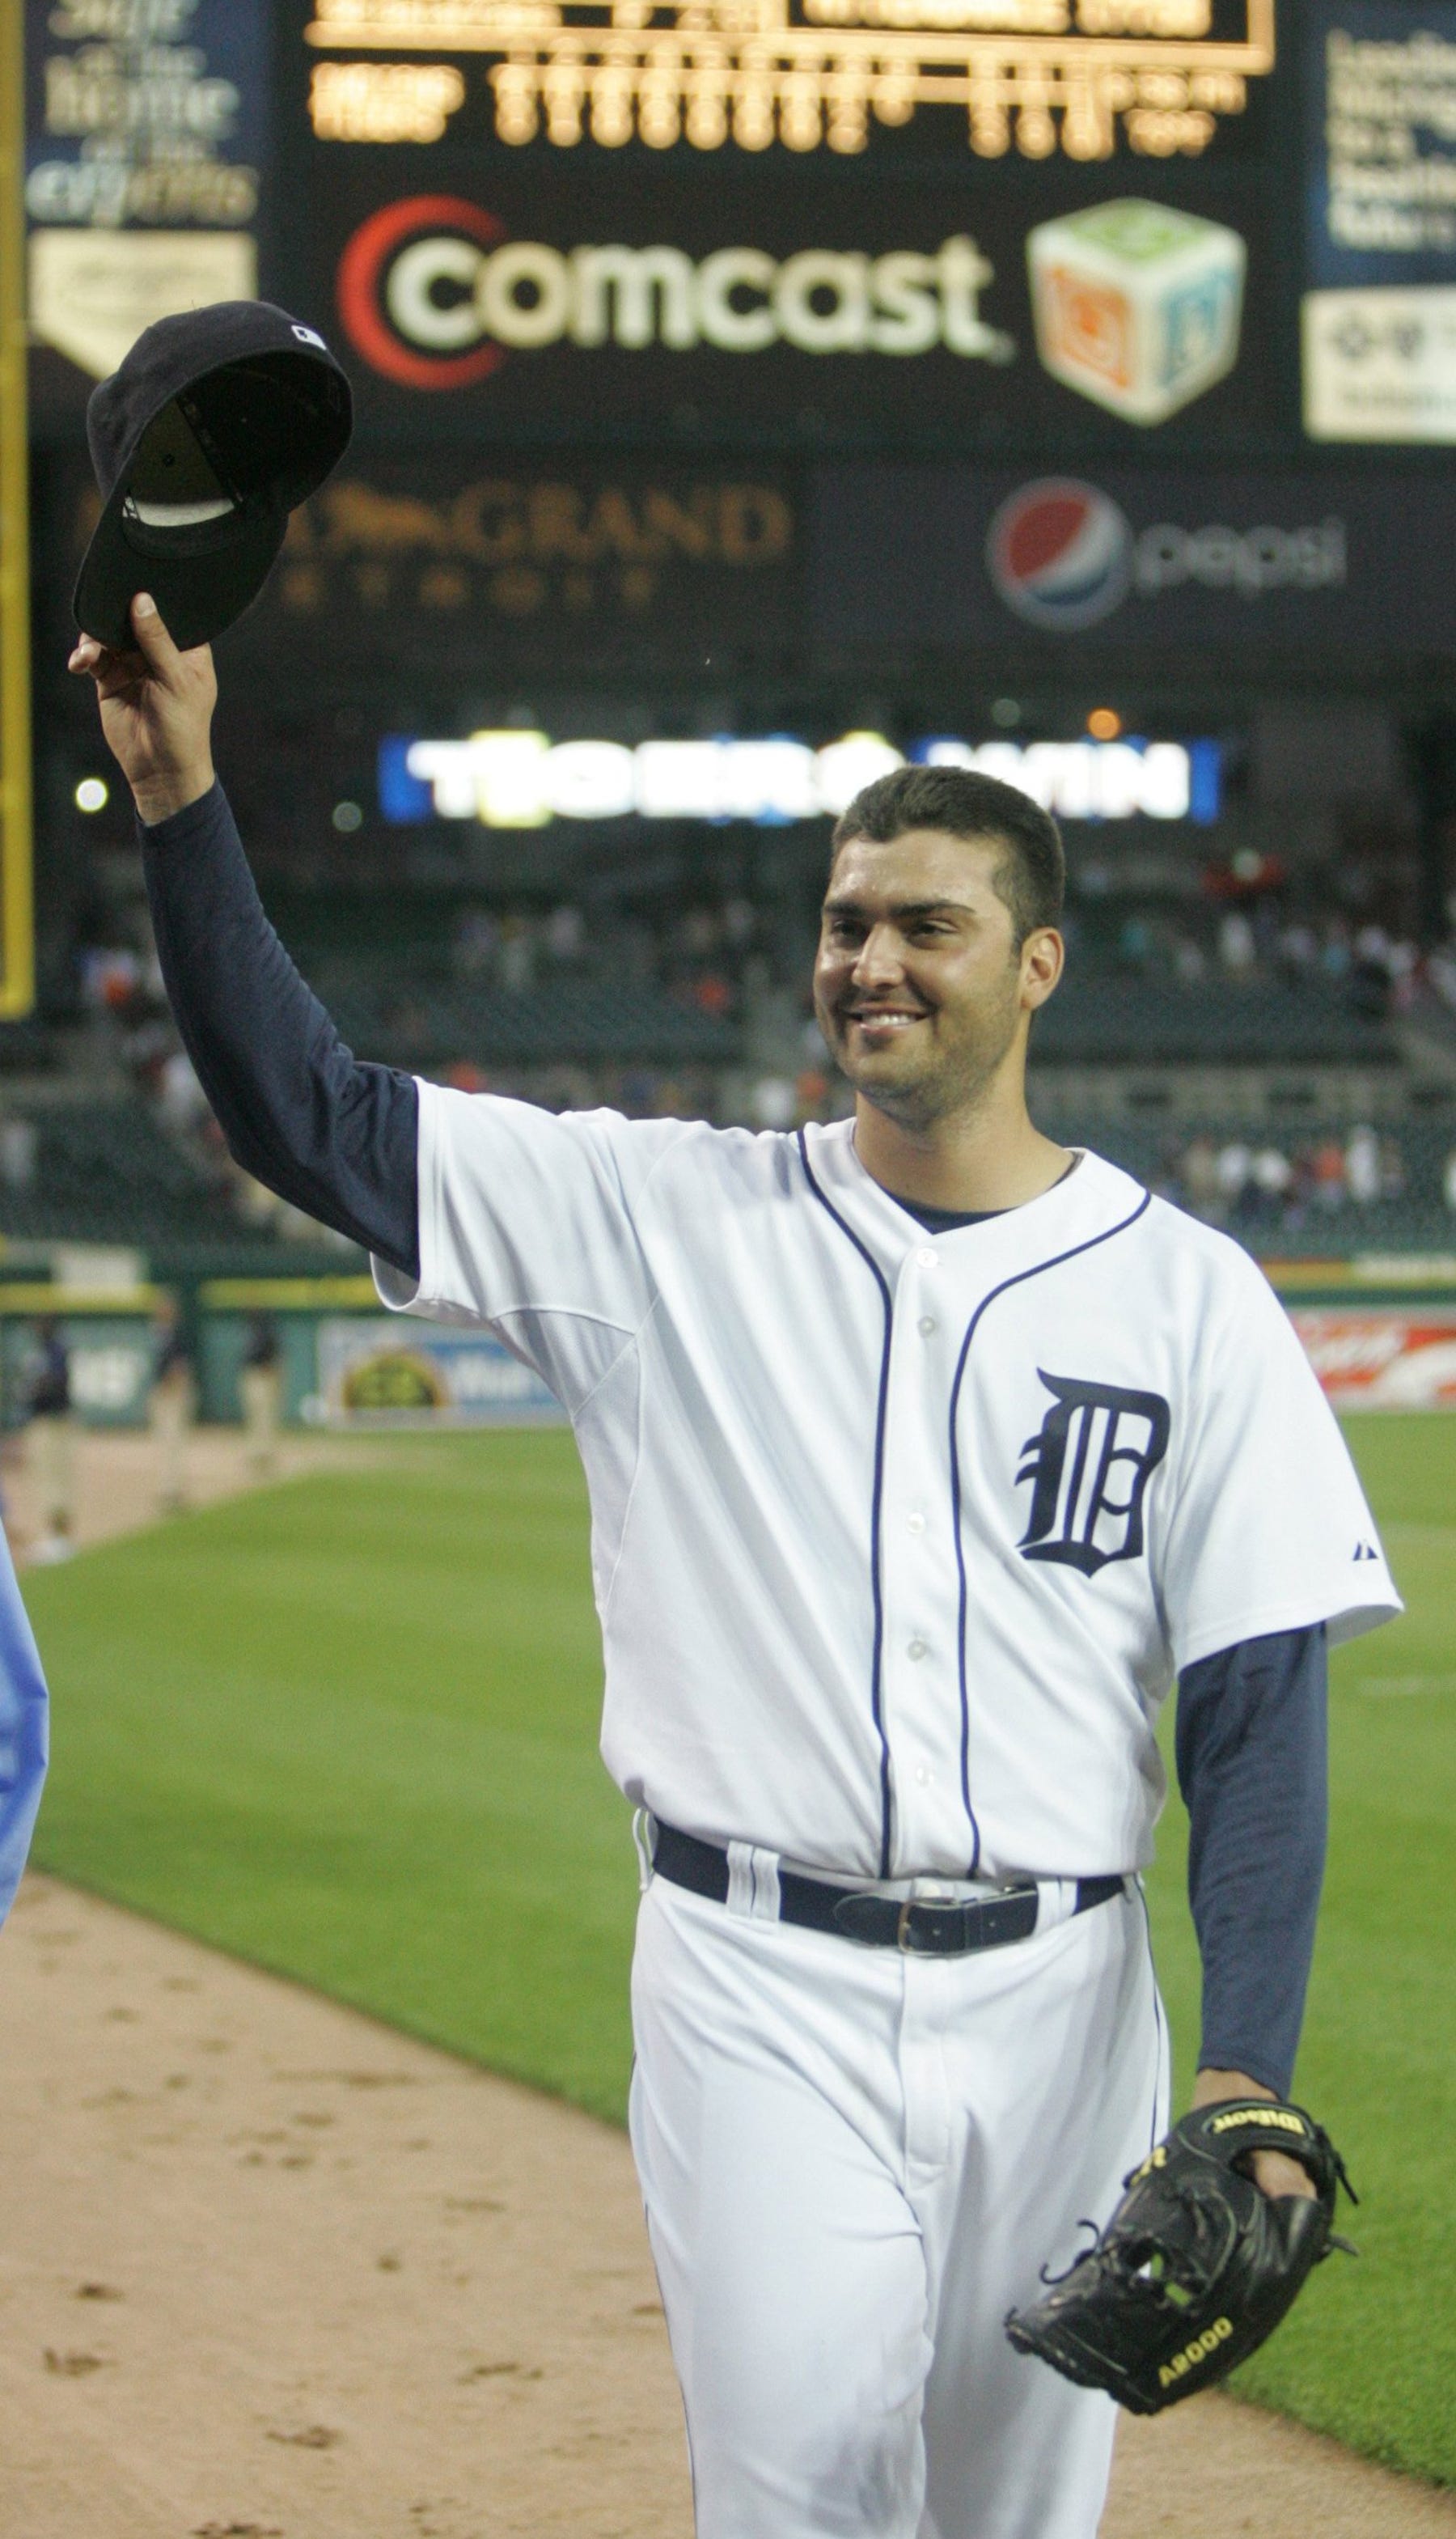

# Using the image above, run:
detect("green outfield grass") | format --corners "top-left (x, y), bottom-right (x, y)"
top-left (18, 1415), bottom-right (1456, 2484)
top-left (1147, 1416), bottom-right (1456, 2482)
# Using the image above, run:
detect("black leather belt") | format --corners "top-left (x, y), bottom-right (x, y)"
top-left (651, 1823), bottom-right (1124, 1958)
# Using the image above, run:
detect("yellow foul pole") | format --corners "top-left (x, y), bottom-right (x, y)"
top-left (0, 0), bottom-right (35, 1019)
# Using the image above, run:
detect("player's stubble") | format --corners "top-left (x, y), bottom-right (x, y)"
top-left (812, 825), bottom-right (1054, 1137)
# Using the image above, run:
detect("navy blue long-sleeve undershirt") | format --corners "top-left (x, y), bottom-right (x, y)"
top-left (143, 783), bottom-right (421, 1278)
top-left (142, 779), bottom-right (1327, 2096)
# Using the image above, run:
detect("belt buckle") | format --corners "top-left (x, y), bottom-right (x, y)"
top-left (895, 1896), bottom-right (972, 1955)
top-left (896, 1886), bottom-right (1041, 1955)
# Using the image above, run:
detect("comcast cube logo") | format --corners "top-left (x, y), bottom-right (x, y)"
top-left (987, 480), bottom-right (1132, 630)
top-left (1027, 200), bottom-right (1246, 427)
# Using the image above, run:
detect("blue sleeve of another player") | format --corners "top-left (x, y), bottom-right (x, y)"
top-left (1175, 1624), bottom-right (1326, 2100)
top-left (0, 1537), bottom-right (49, 1926)
top-left (142, 783), bottom-right (420, 1278)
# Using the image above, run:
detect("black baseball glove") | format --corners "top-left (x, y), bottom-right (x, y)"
top-left (1004, 2098), bottom-right (1355, 2415)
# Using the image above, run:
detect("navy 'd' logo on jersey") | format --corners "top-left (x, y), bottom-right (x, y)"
top-left (1016, 1372), bottom-right (1170, 1577)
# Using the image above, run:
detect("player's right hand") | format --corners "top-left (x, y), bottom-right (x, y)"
top-left (68, 593), bottom-right (217, 828)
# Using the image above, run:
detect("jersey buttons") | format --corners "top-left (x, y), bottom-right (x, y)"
top-left (907, 1511), bottom-right (925, 1535)
top-left (918, 1316), bottom-right (937, 1337)
top-left (916, 1247), bottom-right (938, 1269)
top-left (908, 1638), bottom-right (928, 1660)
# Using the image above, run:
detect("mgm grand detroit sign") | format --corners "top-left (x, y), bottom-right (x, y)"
top-left (304, 0), bottom-right (1272, 161)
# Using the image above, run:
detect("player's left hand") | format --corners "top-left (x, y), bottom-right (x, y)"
top-left (1192, 2067), bottom-right (1318, 2200)
top-left (69, 592), bottom-right (217, 826)
top-left (1005, 2094), bottom-right (1353, 2414)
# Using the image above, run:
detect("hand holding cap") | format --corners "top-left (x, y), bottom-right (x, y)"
top-left (74, 300), bottom-right (353, 652)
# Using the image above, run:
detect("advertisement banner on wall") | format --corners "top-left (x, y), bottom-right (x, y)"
top-left (315, 1316), bottom-right (564, 1426)
top-left (0, 1314), bottom-right (154, 1431)
top-left (811, 464), bottom-right (1456, 655)
top-left (250, 454), bottom-right (797, 655)
top-left (1303, 0), bottom-right (1456, 440)
top-left (41, 444), bottom-right (800, 670)
top-left (285, 165), bottom-right (1281, 452)
top-left (25, 0), bottom-right (269, 408)
top-left (1290, 1308), bottom-right (1456, 1408)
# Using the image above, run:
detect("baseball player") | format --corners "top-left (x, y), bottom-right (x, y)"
top-left (72, 596), bottom-right (1399, 2539)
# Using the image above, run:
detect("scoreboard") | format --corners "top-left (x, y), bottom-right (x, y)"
top-left (20, 1), bottom-right (1456, 697)
top-left (298, 0), bottom-right (1274, 163)
top-left (23, 0), bottom-right (1456, 452)
top-left (275, 0), bottom-right (1285, 451)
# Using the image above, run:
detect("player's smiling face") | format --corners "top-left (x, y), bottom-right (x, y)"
top-left (813, 826), bottom-right (1063, 1129)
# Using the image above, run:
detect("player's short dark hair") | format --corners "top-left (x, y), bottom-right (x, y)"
top-left (831, 765), bottom-right (1064, 946)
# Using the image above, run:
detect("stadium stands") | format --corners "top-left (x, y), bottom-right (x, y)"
top-left (0, 1093), bottom-right (243, 1249)
top-left (325, 977), bottom-right (736, 1069)
top-left (1081, 1115), bottom-right (1456, 1258)
top-left (11, 829), bottom-right (1450, 1268)
top-left (1034, 973), bottom-right (1400, 1069)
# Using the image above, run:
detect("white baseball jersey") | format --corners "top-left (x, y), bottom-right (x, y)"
top-left (375, 1093), bottom-right (1399, 1885)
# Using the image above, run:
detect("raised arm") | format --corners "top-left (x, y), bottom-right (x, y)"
top-left (70, 595), bottom-right (419, 1277)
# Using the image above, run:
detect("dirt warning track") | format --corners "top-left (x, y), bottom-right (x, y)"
top-left (2, 1439), bottom-right (1453, 2537)
top-left (1, 1873), bottom-right (1454, 2539)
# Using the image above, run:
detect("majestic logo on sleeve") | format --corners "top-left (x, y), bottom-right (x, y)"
top-left (1016, 1372), bottom-right (1170, 1577)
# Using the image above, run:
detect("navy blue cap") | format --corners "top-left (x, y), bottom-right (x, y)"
top-left (74, 299), bottom-right (353, 651)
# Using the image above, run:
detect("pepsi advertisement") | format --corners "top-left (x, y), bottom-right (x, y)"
top-left (810, 465), bottom-right (1456, 655)
top-left (273, 162), bottom-right (1287, 457)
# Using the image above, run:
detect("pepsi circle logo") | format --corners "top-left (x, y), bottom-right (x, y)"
top-left (987, 479), bottom-right (1132, 630)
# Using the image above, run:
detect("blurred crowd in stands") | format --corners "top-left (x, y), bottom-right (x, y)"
top-left (1161, 1124), bottom-right (1456, 1232)
top-left (16, 833), bottom-right (1450, 1254)
top-left (68, 937), bottom-right (349, 1244)
top-left (67, 853), bottom-right (1456, 1071)
top-left (1078, 902), bottom-right (1456, 1022)
top-left (446, 892), bottom-right (760, 1019)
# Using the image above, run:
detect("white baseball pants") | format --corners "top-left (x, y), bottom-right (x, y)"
top-left (629, 1871), bottom-right (1167, 2539)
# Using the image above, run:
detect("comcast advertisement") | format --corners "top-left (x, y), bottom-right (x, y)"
top-left (286, 168), bottom-right (1276, 447)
